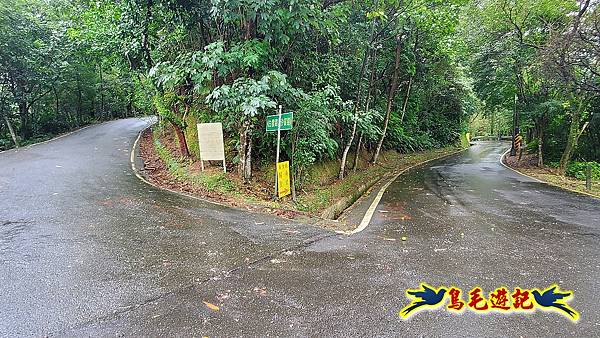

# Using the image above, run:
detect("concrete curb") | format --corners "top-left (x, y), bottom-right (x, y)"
top-left (129, 119), bottom-right (231, 209)
top-left (500, 148), bottom-right (599, 200)
top-left (130, 125), bottom-right (474, 232)
top-left (342, 146), bottom-right (470, 235)
top-left (320, 175), bottom-right (382, 220)
top-left (129, 122), bottom-right (344, 232)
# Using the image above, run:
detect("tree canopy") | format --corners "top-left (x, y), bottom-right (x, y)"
top-left (1, 0), bottom-right (598, 181)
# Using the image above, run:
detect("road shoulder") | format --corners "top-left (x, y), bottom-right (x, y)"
top-left (500, 149), bottom-right (600, 199)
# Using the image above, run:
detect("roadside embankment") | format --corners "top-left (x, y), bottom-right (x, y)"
top-left (502, 152), bottom-right (600, 199)
top-left (137, 124), bottom-right (466, 229)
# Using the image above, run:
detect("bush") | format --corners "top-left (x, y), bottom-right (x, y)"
top-left (526, 139), bottom-right (538, 153)
top-left (565, 161), bottom-right (600, 181)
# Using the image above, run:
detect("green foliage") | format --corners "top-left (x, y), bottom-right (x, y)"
top-left (153, 94), bottom-right (183, 127)
top-left (0, 0), bottom-right (142, 149)
top-left (462, 0), bottom-right (600, 164)
top-left (387, 118), bottom-right (436, 152)
top-left (155, 135), bottom-right (235, 193)
top-left (566, 161), bottom-right (600, 181)
top-left (526, 138), bottom-right (539, 153)
top-left (191, 173), bottom-right (235, 193)
top-left (206, 71), bottom-right (301, 137)
top-left (11, 0), bottom-right (584, 184)
top-left (154, 139), bottom-right (187, 179)
top-left (287, 86), bottom-right (345, 185)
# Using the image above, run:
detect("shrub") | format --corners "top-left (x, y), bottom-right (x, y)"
top-left (565, 161), bottom-right (600, 181)
top-left (526, 139), bottom-right (539, 153)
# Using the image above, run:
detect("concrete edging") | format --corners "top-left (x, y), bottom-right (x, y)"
top-left (499, 148), bottom-right (599, 200)
top-left (130, 123), bottom-right (473, 231)
top-left (129, 120), bottom-right (231, 208)
top-left (319, 175), bottom-right (382, 220)
top-left (338, 147), bottom-right (469, 235)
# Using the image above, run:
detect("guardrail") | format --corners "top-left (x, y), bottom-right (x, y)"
top-left (471, 135), bottom-right (512, 141)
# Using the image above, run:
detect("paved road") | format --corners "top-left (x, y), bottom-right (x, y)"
top-left (1, 119), bottom-right (599, 336)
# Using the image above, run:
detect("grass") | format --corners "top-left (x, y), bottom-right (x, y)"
top-left (504, 152), bottom-right (600, 199)
top-left (150, 123), bottom-right (464, 218)
top-left (191, 172), bottom-right (236, 193)
top-left (518, 168), bottom-right (600, 198)
top-left (153, 136), bottom-right (237, 195)
top-left (295, 146), bottom-right (462, 214)
top-left (154, 139), bottom-right (188, 179)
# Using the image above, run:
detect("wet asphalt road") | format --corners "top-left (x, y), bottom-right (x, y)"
top-left (1, 119), bottom-right (599, 337)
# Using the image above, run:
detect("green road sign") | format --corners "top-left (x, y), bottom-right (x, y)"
top-left (266, 112), bottom-right (293, 131)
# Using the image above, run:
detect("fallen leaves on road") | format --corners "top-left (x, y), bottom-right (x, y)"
top-left (203, 301), bottom-right (220, 311)
top-left (216, 292), bottom-right (230, 301)
top-left (253, 287), bottom-right (267, 296)
top-left (282, 229), bottom-right (300, 234)
top-left (378, 236), bottom-right (396, 241)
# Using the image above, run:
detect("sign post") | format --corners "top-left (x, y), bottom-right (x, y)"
top-left (586, 163), bottom-right (592, 191)
top-left (266, 107), bottom-right (293, 198)
top-left (275, 106), bottom-right (282, 197)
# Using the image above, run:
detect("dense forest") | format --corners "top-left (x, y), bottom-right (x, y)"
top-left (1, 0), bottom-right (598, 182)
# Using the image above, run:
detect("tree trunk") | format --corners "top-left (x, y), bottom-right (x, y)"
top-left (53, 86), bottom-right (59, 115)
top-left (98, 61), bottom-right (105, 117)
top-left (91, 95), bottom-right (95, 119)
top-left (399, 76), bottom-right (412, 123)
top-left (538, 125), bottom-right (544, 167)
top-left (339, 119), bottom-right (358, 180)
top-left (352, 133), bottom-right (363, 172)
top-left (372, 37), bottom-right (402, 164)
top-left (172, 122), bottom-right (190, 158)
top-left (4, 116), bottom-right (19, 148)
top-left (126, 92), bottom-right (133, 118)
top-left (239, 120), bottom-right (253, 182)
top-left (126, 81), bottom-right (135, 117)
top-left (490, 109), bottom-right (496, 136)
top-left (339, 19), bottom-right (376, 180)
top-left (18, 102), bottom-right (29, 140)
top-left (142, 0), bottom-right (154, 69)
top-left (352, 47), bottom-right (378, 173)
top-left (559, 100), bottom-right (588, 175)
top-left (537, 113), bottom-right (546, 167)
top-left (77, 76), bottom-right (83, 124)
